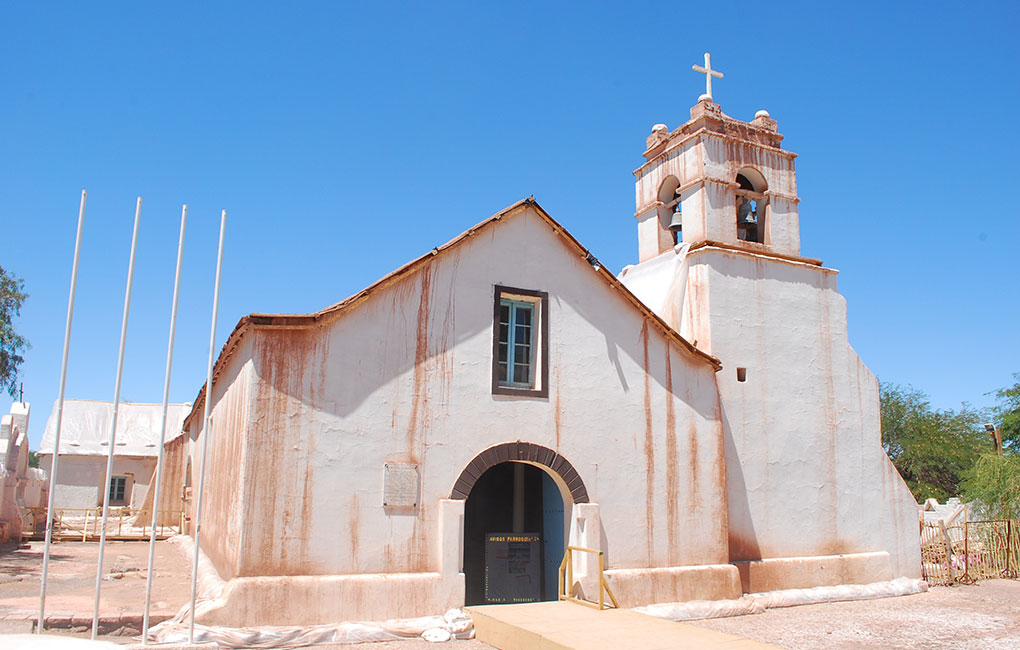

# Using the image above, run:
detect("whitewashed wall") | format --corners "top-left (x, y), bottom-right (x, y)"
top-left (622, 244), bottom-right (920, 581)
top-left (38, 454), bottom-right (155, 510)
top-left (180, 203), bottom-right (733, 622)
top-left (183, 340), bottom-right (256, 581)
top-left (226, 205), bottom-right (728, 579)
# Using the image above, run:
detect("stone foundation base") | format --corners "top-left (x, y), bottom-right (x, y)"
top-left (732, 551), bottom-right (893, 594)
top-left (198, 572), bottom-right (465, 627)
top-left (603, 564), bottom-right (742, 608)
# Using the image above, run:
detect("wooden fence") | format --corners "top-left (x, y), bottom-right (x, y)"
top-left (921, 518), bottom-right (1019, 586)
top-left (20, 507), bottom-right (184, 541)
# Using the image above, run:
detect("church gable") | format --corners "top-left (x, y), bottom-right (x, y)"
top-left (207, 199), bottom-right (729, 580)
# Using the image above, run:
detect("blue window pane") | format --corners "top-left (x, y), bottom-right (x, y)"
top-left (515, 324), bottom-right (531, 344)
top-left (498, 297), bottom-right (537, 388)
top-left (515, 344), bottom-right (531, 365)
top-left (515, 306), bottom-right (532, 326)
top-left (513, 363), bottom-right (530, 384)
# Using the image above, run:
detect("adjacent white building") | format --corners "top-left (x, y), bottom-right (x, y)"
top-left (39, 399), bottom-right (190, 511)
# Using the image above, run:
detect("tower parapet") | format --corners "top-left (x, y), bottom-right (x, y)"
top-left (633, 98), bottom-right (801, 262)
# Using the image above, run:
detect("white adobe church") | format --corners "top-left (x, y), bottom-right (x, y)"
top-left (157, 64), bottom-right (920, 626)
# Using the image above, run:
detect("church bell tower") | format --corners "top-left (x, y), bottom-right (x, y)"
top-left (620, 54), bottom-right (921, 586)
top-left (632, 54), bottom-right (801, 263)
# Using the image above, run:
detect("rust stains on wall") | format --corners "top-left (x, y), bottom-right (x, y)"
top-left (197, 359), bottom-right (252, 580)
top-left (641, 321), bottom-right (655, 562)
top-left (437, 253), bottom-right (459, 414)
top-left (247, 334), bottom-right (288, 574)
top-left (298, 430), bottom-right (317, 565)
top-left (686, 422), bottom-right (702, 512)
top-left (149, 433), bottom-right (188, 528)
top-left (349, 493), bottom-right (360, 570)
top-left (244, 327), bottom-right (328, 576)
top-left (554, 365), bottom-right (562, 450)
top-left (396, 258), bottom-right (466, 574)
top-left (406, 265), bottom-right (432, 463)
top-left (663, 348), bottom-right (679, 565)
top-left (407, 515), bottom-right (429, 573)
top-left (728, 531), bottom-right (762, 563)
top-left (684, 379), bottom-right (702, 517)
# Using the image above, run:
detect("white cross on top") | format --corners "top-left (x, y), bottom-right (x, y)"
top-left (692, 52), bottom-right (723, 101)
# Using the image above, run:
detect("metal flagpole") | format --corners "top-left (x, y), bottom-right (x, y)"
top-left (188, 210), bottom-right (226, 643)
top-left (91, 197), bottom-right (142, 640)
top-left (38, 190), bottom-right (86, 634)
top-left (141, 204), bottom-right (187, 644)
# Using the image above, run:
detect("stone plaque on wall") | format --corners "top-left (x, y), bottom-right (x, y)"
top-left (383, 463), bottom-right (419, 508)
top-left (484, 533), bottom-right (542, 603)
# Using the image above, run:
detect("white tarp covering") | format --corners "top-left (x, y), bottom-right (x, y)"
top-left (633, 595), bottom-right (764, 620)
top-left (150, 609), bottom-right (475, 647)
top-left (634, 577), bottom-right (928, 622)
top-left (39, 399), bottom-right (191, 457)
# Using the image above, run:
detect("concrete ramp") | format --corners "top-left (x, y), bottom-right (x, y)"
top-left (469, 601), bottom-right (781, 650)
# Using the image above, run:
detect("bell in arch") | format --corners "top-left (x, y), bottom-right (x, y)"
top-left (737, 197), bottom-right (757, 225)
top-left (668, 206), bottom-right (683, 232)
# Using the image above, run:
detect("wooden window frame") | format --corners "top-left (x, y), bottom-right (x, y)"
top-left (492, 285), bottom-right (549, 398)
top-left (108, 475), bottom-right (128, 506)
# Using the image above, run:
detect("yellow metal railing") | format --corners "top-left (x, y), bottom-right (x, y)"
top-left (557, 545), bottom-right (619, 610)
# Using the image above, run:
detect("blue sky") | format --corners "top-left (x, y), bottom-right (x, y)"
top-left (2, 1), bottom-right (1017, 448)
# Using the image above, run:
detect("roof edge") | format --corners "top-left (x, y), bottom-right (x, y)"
top-left (181, 197), bottom-right (720, 431)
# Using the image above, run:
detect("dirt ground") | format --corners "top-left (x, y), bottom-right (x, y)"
top-left (696, 580), bottom-right (1020, 650)
top-left (0, 539), bottom-right (192, 629)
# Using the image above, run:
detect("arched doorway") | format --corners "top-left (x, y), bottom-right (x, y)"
top-left (451, 442), bottom-right (589, 606)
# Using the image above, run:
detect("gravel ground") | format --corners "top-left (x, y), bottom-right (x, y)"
top-left (695, 580), bottom-right (1020, 650)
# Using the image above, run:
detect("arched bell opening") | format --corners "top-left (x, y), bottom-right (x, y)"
top-left (451, 442), bottom-right (588, 606)
top-left (735, 167), bottom-right (768, 244)
top-left (656, 175), bottom-right (683, 247)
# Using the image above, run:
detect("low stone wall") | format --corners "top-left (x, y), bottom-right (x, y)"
top-left (198, 572), bottom-right (465, 627)
top-left (732, 551), bottom-right (892, 594)
top-left (604, 564), bottom-right (742, 607)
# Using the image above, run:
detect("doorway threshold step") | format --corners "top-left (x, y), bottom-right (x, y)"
top-left (468, 601), bottom-right (780, 650)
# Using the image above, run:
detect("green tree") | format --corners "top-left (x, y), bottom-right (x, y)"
top-left (990, 373), bottom-right (1020, 452)
top-left (0, 265), bottom-right (29, 398)
top-left (961, 453), bottom-right (1020, 519)
top-left (960, 374), bottom-right (1020, 518)
top-left (880, 382), bottom-right (986, 502)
